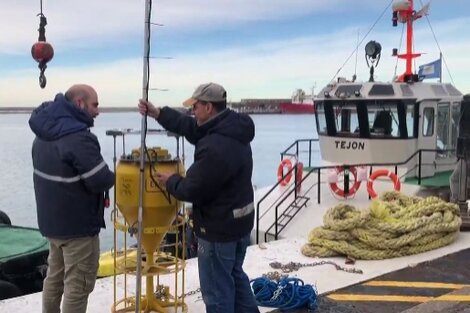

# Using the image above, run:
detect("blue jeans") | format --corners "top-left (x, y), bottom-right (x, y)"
top-left (197, 234), bottom-right (260, 313)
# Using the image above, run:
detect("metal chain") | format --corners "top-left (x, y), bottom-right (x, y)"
top-left (269, 260), bottom-right (363, 274)
top-left (263, 271), bottom-right (288, 281)
top-left (178, 287), bottom-right (201, 299)
top-left (168, 261), bottom-right (361, 301)
top-left (270, 284), bottom-right (286, 301)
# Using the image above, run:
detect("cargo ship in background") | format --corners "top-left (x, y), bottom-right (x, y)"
top-left (279, 88), bottom-right (315, 114)
top-left (231, 88), bottom-right (315, 114)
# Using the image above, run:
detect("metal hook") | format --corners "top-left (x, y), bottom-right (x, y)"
top-left (39, 62), bottom-right (47, 88)
top-left (39, 73), bottom-right (47, 89)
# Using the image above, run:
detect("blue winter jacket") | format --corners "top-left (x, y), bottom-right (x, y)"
top-left (29, 93), bottom-right (115, 239)
top-left (157, 107), bottom-right (255, 242)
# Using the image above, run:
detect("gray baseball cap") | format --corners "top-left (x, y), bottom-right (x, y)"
top-left (183, 82), bottom-right (227, 107)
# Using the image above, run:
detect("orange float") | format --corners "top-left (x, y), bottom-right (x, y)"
top-left (329, 166), bottom-right (361, 198)
top-left (277, 159), bottom-right (293, 186)
top-left (367, 169), bottom-right (401, 198)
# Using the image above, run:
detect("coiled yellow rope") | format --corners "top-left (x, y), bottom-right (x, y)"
top-left (301, 191), bottom-right (462, 260)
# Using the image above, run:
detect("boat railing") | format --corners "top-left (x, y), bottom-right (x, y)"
top-left (279, 138), bottom-right (319, 168)
top-left (255, 146), bottom-right (456, 243)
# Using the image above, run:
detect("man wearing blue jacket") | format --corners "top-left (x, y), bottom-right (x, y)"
top-left (138, 82), bottom-right (259, 313)
top-left (29, 84), bottom-right (115, 313)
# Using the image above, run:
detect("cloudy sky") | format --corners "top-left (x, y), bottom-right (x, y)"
top-left (0, 0), bottom-right (469, 107)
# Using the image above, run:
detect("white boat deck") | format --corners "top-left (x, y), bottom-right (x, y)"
top-left (2, 233), bottom-right (470, 312)
top-left (3, 170), bottom-right (468, 312)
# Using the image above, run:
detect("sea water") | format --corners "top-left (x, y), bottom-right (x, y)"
top-left (0, 112), bottom-right (319, 251)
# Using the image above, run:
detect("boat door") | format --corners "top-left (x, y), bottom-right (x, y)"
top-left (417, 100), bottom-right (437, 177)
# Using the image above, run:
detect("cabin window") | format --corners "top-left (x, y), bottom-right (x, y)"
top-left (319, 99), bottom-right (416, 139)
top-left (334, 103), bottom-right (360, 137)
top-left (366, 101), bottom-right (401, 138)
top-left (315, 102), bottom-right (328, 134)
top-left (449, 102), bottom-right (461, 157)
top-left (422, 108), bottom-right (435, 137)
top-left (436, 104), bottom-right (450, 158)
top-left (405, 103), bottom-right (416, 138)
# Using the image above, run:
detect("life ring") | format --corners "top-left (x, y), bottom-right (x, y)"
top-left (277, 159), bottom-right (293, 186)
top-left (295, 162), bottom-right (304, 193)
top-left (329, 166), bottom-right (361, 198)
top-left (367, 169), bottom-right (401, 199)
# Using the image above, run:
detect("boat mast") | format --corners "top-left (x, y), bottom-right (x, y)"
top-left (394, 0), bottom-right (421, 82)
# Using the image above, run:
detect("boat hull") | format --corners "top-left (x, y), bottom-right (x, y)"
top-left (279, 102), bottom-right (315, 114)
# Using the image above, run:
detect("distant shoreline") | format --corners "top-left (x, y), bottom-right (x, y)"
top-left (0, 107), bottom-right (138, 114)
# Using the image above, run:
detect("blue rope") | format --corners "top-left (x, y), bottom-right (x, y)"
top-left (251, 276), bottom-right (318, 311)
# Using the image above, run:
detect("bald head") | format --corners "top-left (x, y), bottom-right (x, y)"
top-left (65, 84), bottom-right (100, 119)
top-left (65, 84), bottom-right (97, 103)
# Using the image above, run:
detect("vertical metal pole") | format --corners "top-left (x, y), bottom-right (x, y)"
top-left (112, 135), bottom-right (117, 307)
top-left (309, 140), bottom-right (312, 168)
top-left (135, 1), bottom-right (151, 311)
top-left (317, 169), bottom-right (321, 204)
top-left (274, 205), bottom-right (278, 240)
top-left (439, 52), bottom-right (442, 83)
top-left (296, 140), bottom-right (299, 161)
top-left (418, 150), bottom-right (422, 185)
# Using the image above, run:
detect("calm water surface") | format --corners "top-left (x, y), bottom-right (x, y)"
top-left (0, 112), bottom-right (318, 250)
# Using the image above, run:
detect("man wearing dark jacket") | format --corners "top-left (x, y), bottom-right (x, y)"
top-left (29, 84), bottom-right (115, 313)
top-left (138, 82), bottom-right (259, 313)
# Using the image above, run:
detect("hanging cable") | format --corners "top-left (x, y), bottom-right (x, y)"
top-left (418, 0), bottom-right (455, 85)
top-left (393, 23), bottom-right (405, 79)
top-left (353, 29), bottom-right (360, 82)
top-left (329, 0), bottom-right (394, 83)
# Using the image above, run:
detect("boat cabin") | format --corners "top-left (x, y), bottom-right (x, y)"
top-left (314, 80), bottom-right (465, 178)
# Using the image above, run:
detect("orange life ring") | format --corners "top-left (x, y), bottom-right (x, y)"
top-left (329, 166), bottom-right (361, 198)
top-left (277, 159), bottom-right (293, 186)
top-left (367, 169), bottom-right (401, 199)
top-left (295, 162), bottom-right (304, 193)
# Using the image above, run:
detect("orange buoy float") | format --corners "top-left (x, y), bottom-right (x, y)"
top-left (367, 169), bottom-right (401, 198)
top-left (277, 159), bottom-right (293, 186)
top-left (329, 166), bottom-right (361, 198)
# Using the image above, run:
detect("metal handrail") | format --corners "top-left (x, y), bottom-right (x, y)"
top-left (255, 144), bottom-right (456, 243)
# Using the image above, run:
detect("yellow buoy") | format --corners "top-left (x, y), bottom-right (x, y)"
top-left (113, 147), bottom-right (187, 312)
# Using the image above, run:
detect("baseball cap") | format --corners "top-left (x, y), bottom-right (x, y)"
top-left (183, 82), bottom-right (227, 107)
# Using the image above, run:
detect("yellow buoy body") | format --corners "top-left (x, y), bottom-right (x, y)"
top-left (115, 151), bottom-right (184, 256)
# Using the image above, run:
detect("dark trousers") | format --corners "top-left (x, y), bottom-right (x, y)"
top-left (197, 234), bottom-right (260, 313)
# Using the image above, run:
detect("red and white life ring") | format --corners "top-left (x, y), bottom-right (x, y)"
top-left (367, 169), bottom-right (401, 199)
top-left (329, 166), bottom-right (361, 198)
top-left (277, 159), bottom-right (293, 186)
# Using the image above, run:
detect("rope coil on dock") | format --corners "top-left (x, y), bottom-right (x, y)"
top-left (301, 191), bottom-right (462, 260)
top-left (251, 276), bottom-right (318, 311)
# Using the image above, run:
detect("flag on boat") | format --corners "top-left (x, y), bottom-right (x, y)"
top-left (414, 2), bottom-right (430, 20)
top-left (418, 58), bottom-right (442, 80)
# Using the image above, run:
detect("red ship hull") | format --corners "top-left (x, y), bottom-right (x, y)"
top-left (279, 102), bottom-right (315, 114)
